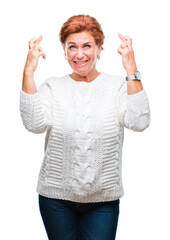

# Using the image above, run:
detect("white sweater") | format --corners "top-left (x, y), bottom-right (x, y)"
top-left (20, 72), bottom-right (150, 203)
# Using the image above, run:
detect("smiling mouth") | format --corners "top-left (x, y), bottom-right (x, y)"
top-left (73, 60), bottom-right (89, 66)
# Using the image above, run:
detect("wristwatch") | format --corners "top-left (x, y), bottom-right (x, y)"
top-left (126, 70), bottom-right (141, 81)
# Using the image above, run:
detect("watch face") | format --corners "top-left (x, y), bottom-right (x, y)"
top-left (136, 71), bottom-right (141, 79)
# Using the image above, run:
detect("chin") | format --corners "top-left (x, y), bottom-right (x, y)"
top-left (70, 61), bottom-right (94, 77)
top-left (72, 69), bottom-right (89, 77)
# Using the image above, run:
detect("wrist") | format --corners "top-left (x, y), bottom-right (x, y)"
top-left (126, 66), bottom-right (137, 76)
top-left (126, 70), bottom-right (141, 81)
top-left (23, 67), bottom-right (34, 77)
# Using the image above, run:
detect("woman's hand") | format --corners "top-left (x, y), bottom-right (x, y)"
top-left (24, 35), bottom-right (46, 74)
top-left (117, 33), bottom-right (137, 76)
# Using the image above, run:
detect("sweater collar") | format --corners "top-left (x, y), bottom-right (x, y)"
top-left (66, 72), bottom-right (104, 86)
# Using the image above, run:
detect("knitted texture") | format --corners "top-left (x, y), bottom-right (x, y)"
top-left (20, 72), bottom-right (150, 203)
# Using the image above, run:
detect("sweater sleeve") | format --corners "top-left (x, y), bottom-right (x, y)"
top-left (19, 79), bottom-right (53, 134)
top-left (116, 77), bottom-right (150, 132)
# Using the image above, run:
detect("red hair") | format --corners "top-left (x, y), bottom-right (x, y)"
top-left (59, 14), bottom-right (105, 50)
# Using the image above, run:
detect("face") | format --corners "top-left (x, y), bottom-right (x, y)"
top-left (63, 31), bottom-right (102, 77)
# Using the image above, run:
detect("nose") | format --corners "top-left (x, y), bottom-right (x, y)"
top-left (76, 48), bottom-right (84, 59)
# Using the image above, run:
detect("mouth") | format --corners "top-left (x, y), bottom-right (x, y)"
top-left (73, 60), bottom-right (89, 66)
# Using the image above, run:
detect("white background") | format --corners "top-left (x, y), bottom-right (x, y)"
top-left (0, 0), bottom-right (170, 239)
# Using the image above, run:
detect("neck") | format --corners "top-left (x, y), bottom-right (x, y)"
top-left (70, 69), bottom-right (100, 82)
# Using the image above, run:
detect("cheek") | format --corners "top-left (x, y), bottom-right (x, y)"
top-left (67, 52), bottom-right (76, 59)
top-left (88, 48), bottom-right (96, 56)
top-left (81, 51), bottom-right (96, 61)
top-left (90, 48), bottom-right (98, 58)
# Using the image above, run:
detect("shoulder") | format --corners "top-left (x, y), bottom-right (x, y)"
top-left (41, 75), bottom-right (68, 87)
top-left (47, 75), bottom-right (67, 84)
top-left (102, 72), bottom-right (125, 85)
top-left (38, 76), bottom-right (68, 94)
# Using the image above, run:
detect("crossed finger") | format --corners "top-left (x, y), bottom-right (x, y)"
top-left (37, 45), bottom-right (46, 59)
top-left (120, 41), bottom-right (128, 48)
top-left (118, 33), bottom-right (132, 48)
top-left (29, 35), bottom-right (42, 50)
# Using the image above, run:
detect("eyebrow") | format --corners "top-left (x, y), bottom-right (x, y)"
top-left (67, 41), bottom-right (93, 45)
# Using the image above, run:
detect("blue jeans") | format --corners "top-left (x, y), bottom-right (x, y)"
top-left (39, 194), bottom-right (120, 240)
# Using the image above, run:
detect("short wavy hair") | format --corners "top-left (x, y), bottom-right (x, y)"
top-left (59, 14), bottom-right (105, 50)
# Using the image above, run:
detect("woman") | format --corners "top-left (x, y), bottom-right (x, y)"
top-left (20, 15), bottom-right (150, 240)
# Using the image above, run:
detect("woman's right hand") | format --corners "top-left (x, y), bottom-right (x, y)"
top-left (24, 35), bottom-right (46, 74)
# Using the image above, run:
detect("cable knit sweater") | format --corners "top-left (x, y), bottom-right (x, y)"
top-left (20, 72), bottom-right (150, 203)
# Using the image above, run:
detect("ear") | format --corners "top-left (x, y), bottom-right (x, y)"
top-left (62, 44), bottom-right (66, 56)
top-left (97, 45), bottom-right (102, 59)
top-left (62, 44), bottom-right (67, 57)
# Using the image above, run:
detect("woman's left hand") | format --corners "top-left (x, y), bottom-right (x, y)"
top-left (117, 33), bottom-right (137, 76)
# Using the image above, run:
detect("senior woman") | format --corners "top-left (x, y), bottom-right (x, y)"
top-left (20, 14), bottom-right (150, 240)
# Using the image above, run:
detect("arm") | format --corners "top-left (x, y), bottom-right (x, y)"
top-left (116, 33), bottom-right (150, 131)
top-left (117, 32), bottom-right (144, 95)
top-left (19, 35), bottom-right (51, 134)
top-left (22, 71), bottom-right (37, 94)
top-left (116, 78), bottom-right (150, 132)
top-left (22, 35), bottom-right (46, 94)
top-left (20, 79), bottom-right (53, 134)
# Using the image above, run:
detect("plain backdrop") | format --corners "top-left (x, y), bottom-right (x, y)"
top-left (0, 0), bottom-right (170, 239)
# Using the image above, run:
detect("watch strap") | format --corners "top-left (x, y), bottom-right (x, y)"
top-left (126, 71), bottom-right (141, 81)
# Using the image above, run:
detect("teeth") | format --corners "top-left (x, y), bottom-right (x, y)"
top-left (76, 61), bottom-right (88, 65)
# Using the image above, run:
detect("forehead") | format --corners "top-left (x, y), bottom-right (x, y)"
top-left (66, 31), bottom-right (95, 44)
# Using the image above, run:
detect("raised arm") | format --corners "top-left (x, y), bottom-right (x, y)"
top-left (116, 33), bottom-right (150, 131)
top-left (22, 35), bottom-right (46, 94)
top-left (20, 36), bottom-right (53, 134)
